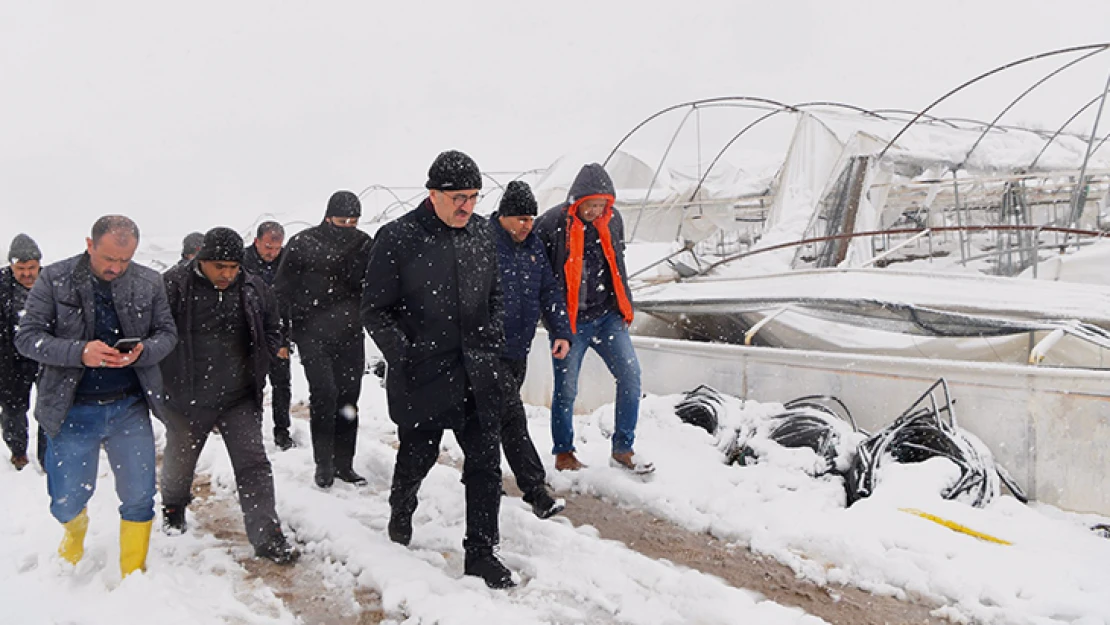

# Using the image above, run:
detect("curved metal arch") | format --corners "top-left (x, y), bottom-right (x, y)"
top-left (356, 183), bottom-right (410, 206)
top-left (685, 108), bottom-right (788, 204)
top-left (1029, 93), bottom-right (1106, 168)
top-left (961, 46), bottom-right (1108, 168)
top-left (1092, 131), bottom-right (1110, 156)
top-left (792, 101), bottom-right (887, 119)
top-left (603, 96), bottom-right (799, 166)
top-left (629, 106), bottom-right (702, 241)
top-left (481, 172), bottom-right (506, 192)
top-left (871, 109), bottom-right (960, 129)
top-left (876, 43), bottom-right (1110, 162)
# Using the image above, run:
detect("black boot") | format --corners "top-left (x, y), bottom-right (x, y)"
top-left (255, 531), bottom-right (300, 565)
top-left (388, 509), bottom-right (413, 546)
top-left (334, 467), bottom-right (368, 486)
top-left (525, 489), bottom-right (566, 520)
top-left (274, 429), bottom-right (295, 451)
top-left (314, 464), bottom-right (335, 489)
top-left (162, 504), bottom-right (187, 535)
top-left (464, 548), bottom-right (515, 589)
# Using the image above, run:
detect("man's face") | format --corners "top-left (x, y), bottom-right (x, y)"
top-left (253, 232), bottom-right (284, 262)
top-left (431, 189), bottom-right (479, 228)
top-left (327, 216), bottom-right (359, 228)
top-left (85, 233), bottom-right (138, 282)
top-left (578, 198), bottom-right (608, 223)
top-left (11, 259), bottom-right (40, 289)
top-left (498, 215), bottom-right (534, 244)
top-left (199, 260), bottom-right (241, 290)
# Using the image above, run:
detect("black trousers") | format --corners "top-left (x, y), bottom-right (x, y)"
top-left (390, 391), bottom-right (502, 550)
top-left (266, 354), bottom-right (292, 434)
top-left (2, 371), bottom-right (45, 461)
top-left (161, 397), bottom-right (282, 548)
top-left (498, 358), bottom-right (547, 499)
top-left (296, 338), bottom-right (364, 472)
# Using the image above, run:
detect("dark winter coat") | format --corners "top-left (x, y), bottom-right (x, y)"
top-left (241, 244), bottom-right (282, 287)
top-left (0, 267), bottom-right (37, 409)
top-left (533, 164), bottom-right (634, 333)
top-left (241, 244), bottom-right (290, 347)
top-left (15, 254), bottom-right (178, 437)
top-left (488, 214), bottom-right (572, 360)
top-left (161, 262), bottom-right (282, 412)
top-left (361, 199), bottom-right (504, 430)
top-left (273, 222), bottom-right (373, 344)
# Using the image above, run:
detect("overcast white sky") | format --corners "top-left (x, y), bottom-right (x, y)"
top-left (3, 0), bottom-right (1110, 258)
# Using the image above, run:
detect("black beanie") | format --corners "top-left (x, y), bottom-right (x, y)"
top-left (425, 150), bottom-right (483, 191)
top-left (181, 232), bottom-right (204, 259)
top-left (326, 190), bottom-right (362, 218)
top-left (8, 233), bottom-right (42, 264)
top-left (498, 181), bottom-right (538, 217)
top-left (196, 227), bottom-right (245, 263)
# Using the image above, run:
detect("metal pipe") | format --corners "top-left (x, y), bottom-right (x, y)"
top-left (1067, 68), bottom-right (1110, 227)
top-left (961, 47), bottom-right (1106, 167)
top-left (1029, 93), bottom-right (1104, 169)
top-left (630, 106), bottom-right (698, 242)
top-left (876, 44), bottom-right (1110, 162)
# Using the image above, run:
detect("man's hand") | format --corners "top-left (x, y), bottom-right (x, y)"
top-left (277, 347), bottom-right (290, 360)
top-left (82, 341), bottom-right (142, 368)
top-left (551, 339), bottom-right (570, 360)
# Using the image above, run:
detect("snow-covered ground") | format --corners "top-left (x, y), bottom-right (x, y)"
top-left (2, 353), bottom-right (1109, 624)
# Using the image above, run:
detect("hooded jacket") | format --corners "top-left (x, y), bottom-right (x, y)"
top-left (361, 199), bottom-right (504, 430)
top-left (533, 163), bottom-right (634, 333)
top-left (273, 222), bottom-right (373, 343)
top-left (15, 254), bottom-right (178, 437)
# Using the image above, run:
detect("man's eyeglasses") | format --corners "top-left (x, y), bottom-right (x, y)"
top-left (441, 191), bottom-right (481, 208)
top-left (330, 216), bottom-right (359, 227)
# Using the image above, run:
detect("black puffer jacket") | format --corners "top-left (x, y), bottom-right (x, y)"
top-left (273, 222), bottom-right (373, 343)
top-left (162, 262), bottom-right (282, 412)
top-left (0, 267), bottom-right (37, 409)
top-left (361, 200), bottom-right (504, 430)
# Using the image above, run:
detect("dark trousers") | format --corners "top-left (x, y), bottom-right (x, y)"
top-left (2, 400), bottom-right (46, 462)
top-left (390, 393), bottom-right (502, 550)
top-left (266, 355), bottom-right (292, 434)
top-left (297, 338), bottom-right (364, 472)
top-left (161, 397), bottom-right (281, 548)
top-left (498, 358), bottom-right (547, 500)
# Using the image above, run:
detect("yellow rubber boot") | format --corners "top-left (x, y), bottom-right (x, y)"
top-left (58, 509), bottom-right (90, 565)
top-left (119, 519), bottom-right (153, 578)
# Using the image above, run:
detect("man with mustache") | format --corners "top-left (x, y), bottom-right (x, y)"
top-left (159, 227), bottom-right (298, 564)
top-left (362, 150), bottom-right (514, 589)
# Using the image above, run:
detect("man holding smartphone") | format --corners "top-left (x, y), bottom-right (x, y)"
top-left (159, 227), bottom-right (298, 564)
top-left (16, 215), bottom-right (178, 578)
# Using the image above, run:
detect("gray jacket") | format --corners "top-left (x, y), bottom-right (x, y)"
top-left (15, 253), bottom-right (178, 436)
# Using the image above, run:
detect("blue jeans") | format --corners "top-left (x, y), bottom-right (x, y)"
top-left (551, 311), bottom-right (642, 455)
top-left (44, 396), bottom-right (156, 524)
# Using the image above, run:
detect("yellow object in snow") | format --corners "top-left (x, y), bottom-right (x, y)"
top-left (899, 507), bottom-right (1012, 545)
top-left (120, 519), bottom-right (153, 577)
top-left (58, 508), bottom-right (90, 565)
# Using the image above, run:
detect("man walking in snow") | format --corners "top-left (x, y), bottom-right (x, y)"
top-left (533, 163), bottom-right (653, 475)
top-left (362, 150), bottom-right (514, 589)
top-left (489, 180), bottom-right (572, 519)
top-left (159, 227), bottom-right (298, 564)
top-left (16, 215), bottom-right (177, 577)
top-left (274, 191), bottom-right (373, 489)
top-left (1, 234), bottom-right (46, 470)
top-left (172, 231), bottom-right (204, 271)
top-left (241, 221), bottom-right (294, 451)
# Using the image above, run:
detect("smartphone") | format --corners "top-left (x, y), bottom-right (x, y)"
top-left (112, 338), bottom-right (142, 353)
